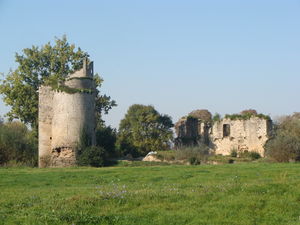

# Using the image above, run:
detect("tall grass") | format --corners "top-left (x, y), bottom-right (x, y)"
top-left (175, 145), bottom-right (210, 164)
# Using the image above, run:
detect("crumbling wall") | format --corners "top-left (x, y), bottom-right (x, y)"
top-left (211, 117), bottom-right (271, 156)
top-left (175, 117), bottom-right (211, 147)
top-left (175, 114), bottom-right (272, 156)
top-left (38, 60), bottom-right (96, 168)
top-left (51, 91), bottom-right (95, 167)
top-left (38, 86), bottom-right (54, 167)
top-left (175, 117), bottom-right (198, 138)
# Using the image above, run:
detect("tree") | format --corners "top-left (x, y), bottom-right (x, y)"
top-left (265, 113), bottom-right (300, 162)
top-left (0, 121), bottom-right (37, 166)
top-left (188, 109), bottom-right (212, 121)
top-left (212, 113), bottom-right (221, 122)
top-left (96, 125), bottom-right (117, 157)
top-left (0, 36), bottom-right (115, 129)
top-left (117, 104), bottom-right (174, 157)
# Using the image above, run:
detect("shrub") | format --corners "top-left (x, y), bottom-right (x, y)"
top-left (77, 146), bottom-right (107, 167)
top-left (175, 144), bottom-right (210, 164)
top-left (189, 157), bottom-right (201, 165)
top-left (0, 121), bottom-right (37, 166)
top-left (76, 125), bottom-right (115, 167)
top-left (228, 159), bottom-right (235, 164)
top-left (156, 150), bottom-right (176, 161)
top-left (249, 151), bottom-right (261, 160)
top-left (230, 149), bottom-right (238, 157)
top-left (96, 126), bottom-right (117, 157)
top-left (240, 109), bottom-right (258, 116)
top-left (212, 113), bottom-right (221, 122)
top-left (225, 110), bottom-right (270, 121)
top-left (238, 150), bottom-right (261, 160)
top-left (265, 113), bottom-right (300, 162)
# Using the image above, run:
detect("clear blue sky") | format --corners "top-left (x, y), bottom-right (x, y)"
top-left (0, 0), bottom-right (299, 128)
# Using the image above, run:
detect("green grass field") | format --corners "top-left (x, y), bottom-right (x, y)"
top-left (1, 163), bottom-right (300, 225)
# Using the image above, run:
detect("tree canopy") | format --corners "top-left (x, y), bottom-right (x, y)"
top-left (0, 121), bottom-right (37, 166)
top-left (0, 36), bottom-right (116, 129)
top-left (117, 104), bottom-right (174, 156)
top-left (188, 109), bottom-right (212, 121)
top-left (265, 112), bottom-right (300, 162)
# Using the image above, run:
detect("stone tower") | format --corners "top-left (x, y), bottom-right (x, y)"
top-left (38, 59), bottom-right (96, 167)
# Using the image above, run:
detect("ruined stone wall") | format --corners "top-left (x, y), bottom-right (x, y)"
top-left (38, 60), bottom-right (96, 167)
top-left (211, 117), bottom-right (272, 156)
top-left (175, 117), bottom-right (198, 139)
top-left (51, 91), bottom-right (95, 166)
top-left (38, 86), bottom-right (54, 167)
top-left (175, 117), bottom-right (211, 146)
top-left (175, 115), bottom-right (272, 156)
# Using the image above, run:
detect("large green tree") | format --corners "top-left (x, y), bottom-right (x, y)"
top-left (0, 36), bottom-right (116, 129)
top-left (265, 113), bottom-right (300, 162)
top-left (117, 104), bottom-right (173, 156)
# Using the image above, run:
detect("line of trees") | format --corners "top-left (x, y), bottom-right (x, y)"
top-left (0, 36), bottom-right (299, 166)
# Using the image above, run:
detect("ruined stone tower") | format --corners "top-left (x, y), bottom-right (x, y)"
top-left (175, 111), bottom-right (273, 156)
top-left (38, 59), bottom-right (96, 167)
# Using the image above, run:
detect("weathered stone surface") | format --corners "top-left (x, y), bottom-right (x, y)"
top-left (142, 151), bottom-right (160, 162)
top-left (175, 117), bottom-right (198, 139)
top-left (175, 114), bottom-right (272, 156)
top-left (38, 86), bottom-right (54, 168)
top-left (142, 155), bottom-right (162, 162)
top-left (212, 117), bottom-right (272, 156)
top-left (51, 147), bottom-right (76, 167)
top-left (175, 116), bottom-right (211, 147)
top-left (38, 59), bottom-right (96, 168)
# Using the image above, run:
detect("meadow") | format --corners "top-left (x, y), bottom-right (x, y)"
top-left (1, 163), bottom-right (300, 225)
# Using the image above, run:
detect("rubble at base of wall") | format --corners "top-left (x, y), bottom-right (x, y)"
top-left (50, 147), bottom-right (76, 167)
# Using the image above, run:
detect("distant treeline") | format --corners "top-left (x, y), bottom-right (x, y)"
top-left (0, 111), bottom-right (300, 167)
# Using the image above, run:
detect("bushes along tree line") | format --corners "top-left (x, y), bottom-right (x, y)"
top-left (0, 37), bottom-right (299, 166)
top-left (265, 113), bottom-right (300, 162)
top-left (0, 120), bottom-right (37, 166)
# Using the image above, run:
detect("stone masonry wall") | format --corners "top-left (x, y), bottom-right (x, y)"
top-left (211, 117), bottom-right (271, 156)
top-left (38, 60), bottom-right (96, 168)
top-left (175, 115), bottom-right (272, 156)
top-left (51, 91), bottom-right (95, 150)
top-left (38, 86), bottom-right (54, 167)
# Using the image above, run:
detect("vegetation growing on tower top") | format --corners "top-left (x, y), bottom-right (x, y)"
top-left (224, 109), bottom-right (270, 121)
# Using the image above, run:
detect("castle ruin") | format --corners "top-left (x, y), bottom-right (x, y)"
top-left (38, 59), bottom-right (96, 167)
top-left (175, 111), bottom-right (272, 156)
